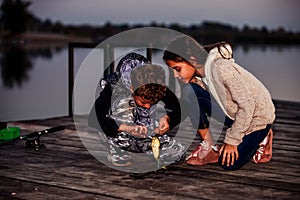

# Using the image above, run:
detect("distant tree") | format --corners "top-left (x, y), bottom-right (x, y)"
top-left (0, 0), bottom-right (31, 36)
top-left (242, 25), bottom-right (250, 32)
top-left (260, 26), bottom-right (269, 34)
top-left (42, 19), bottom-right (53, 32)
top-left (169, 23), bottom-right (184, 32)
top-left (53, 21), bottom-right (64, 34)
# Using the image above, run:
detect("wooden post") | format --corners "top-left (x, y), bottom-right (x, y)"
top-left (146, 43), bottom-right (152, 62)
top-left (68, 43), bottom-right (74, 117)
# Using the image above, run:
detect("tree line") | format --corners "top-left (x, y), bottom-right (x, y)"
top-left (1, 0), bottom-right (299, 45)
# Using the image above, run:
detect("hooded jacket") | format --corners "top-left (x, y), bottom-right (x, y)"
top-left (88, 53), bottom-right (181, 138)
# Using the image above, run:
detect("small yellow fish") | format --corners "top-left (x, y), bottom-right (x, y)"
top-left (151, 136), bottom-right (160, 160)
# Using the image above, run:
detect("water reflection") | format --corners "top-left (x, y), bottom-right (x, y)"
top-left (237, 44), bottom-right (296, 54)
top-left (0, 46), bottom-right (32, 88)
top-left (0, 45), bottom-right (64, 88)
top-left (0, 44), bottom-right (299, 121)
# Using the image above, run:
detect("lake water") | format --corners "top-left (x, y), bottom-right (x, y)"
top-left (1, 45), bottom-right (299, 122)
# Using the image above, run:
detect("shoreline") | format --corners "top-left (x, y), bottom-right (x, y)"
top-left (0, 32), bottom-right (93, 49)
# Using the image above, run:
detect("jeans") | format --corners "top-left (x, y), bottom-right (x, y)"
top-left (181, 83), bottom-right (233, 129)
top-left (218, 124), bottom-right (271, 170)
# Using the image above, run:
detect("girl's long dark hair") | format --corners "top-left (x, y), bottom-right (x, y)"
top-left (163, 36), bottom-right (230, 65)
top-left (163, 36), bottom-right (206, 66)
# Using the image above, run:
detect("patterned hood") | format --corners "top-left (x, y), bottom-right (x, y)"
top-left (116, 53), bottom-right (150, 90)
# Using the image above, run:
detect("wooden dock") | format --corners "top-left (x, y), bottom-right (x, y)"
top-left (0, 100), bottom-right (299, 200)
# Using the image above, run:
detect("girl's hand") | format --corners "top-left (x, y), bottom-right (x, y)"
top-left (219, 143), bottom-right (239, 166)
top-left (119, 124), bottom-right (148, 138)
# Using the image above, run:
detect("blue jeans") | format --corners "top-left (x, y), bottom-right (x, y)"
top-left (181, 83), bottom-right (233, 129)
top-left (218, 124), bottom-right (271, 170)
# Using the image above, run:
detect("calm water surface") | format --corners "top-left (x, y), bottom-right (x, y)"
top-left (0, 45), bottom-right (299, 121)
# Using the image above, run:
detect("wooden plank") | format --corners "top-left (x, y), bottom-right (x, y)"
top-left (1, 137), bottom-right (299, 198)
top-left (0, 176), bottom-right (117, 200)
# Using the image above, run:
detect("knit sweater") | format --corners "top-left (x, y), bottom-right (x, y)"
top-left (204, 45), bottom-right (276, 146)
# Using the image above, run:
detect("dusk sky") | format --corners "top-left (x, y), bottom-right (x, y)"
top-left (22, 0), bottom-right (299, 32)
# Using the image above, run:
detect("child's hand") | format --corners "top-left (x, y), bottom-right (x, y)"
top-left (219, 143), bottom-right (239, 166)
top-left (132, 125), bottom-right (148, 137)
top-left (157, 115), bottom-right (170, 135)
top-left (119, 124), bottom-right (148, 138)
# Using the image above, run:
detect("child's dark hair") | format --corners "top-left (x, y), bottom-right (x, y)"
top-left (163, 36), bottom-right (231, 66)
top-left (130, 64), bottom-right (167, 104)
top-left (163, 36), bottom-right (207, 67)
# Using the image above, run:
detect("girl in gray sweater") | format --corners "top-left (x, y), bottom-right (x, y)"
top-left (163, 36), bottom-right (275, 170)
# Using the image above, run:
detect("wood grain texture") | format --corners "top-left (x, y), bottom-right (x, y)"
top-left (0, 100), bottom-right (299, 200)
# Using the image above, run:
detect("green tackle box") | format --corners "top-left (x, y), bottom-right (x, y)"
top-left (0, 127), bottom-right (20, 140)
